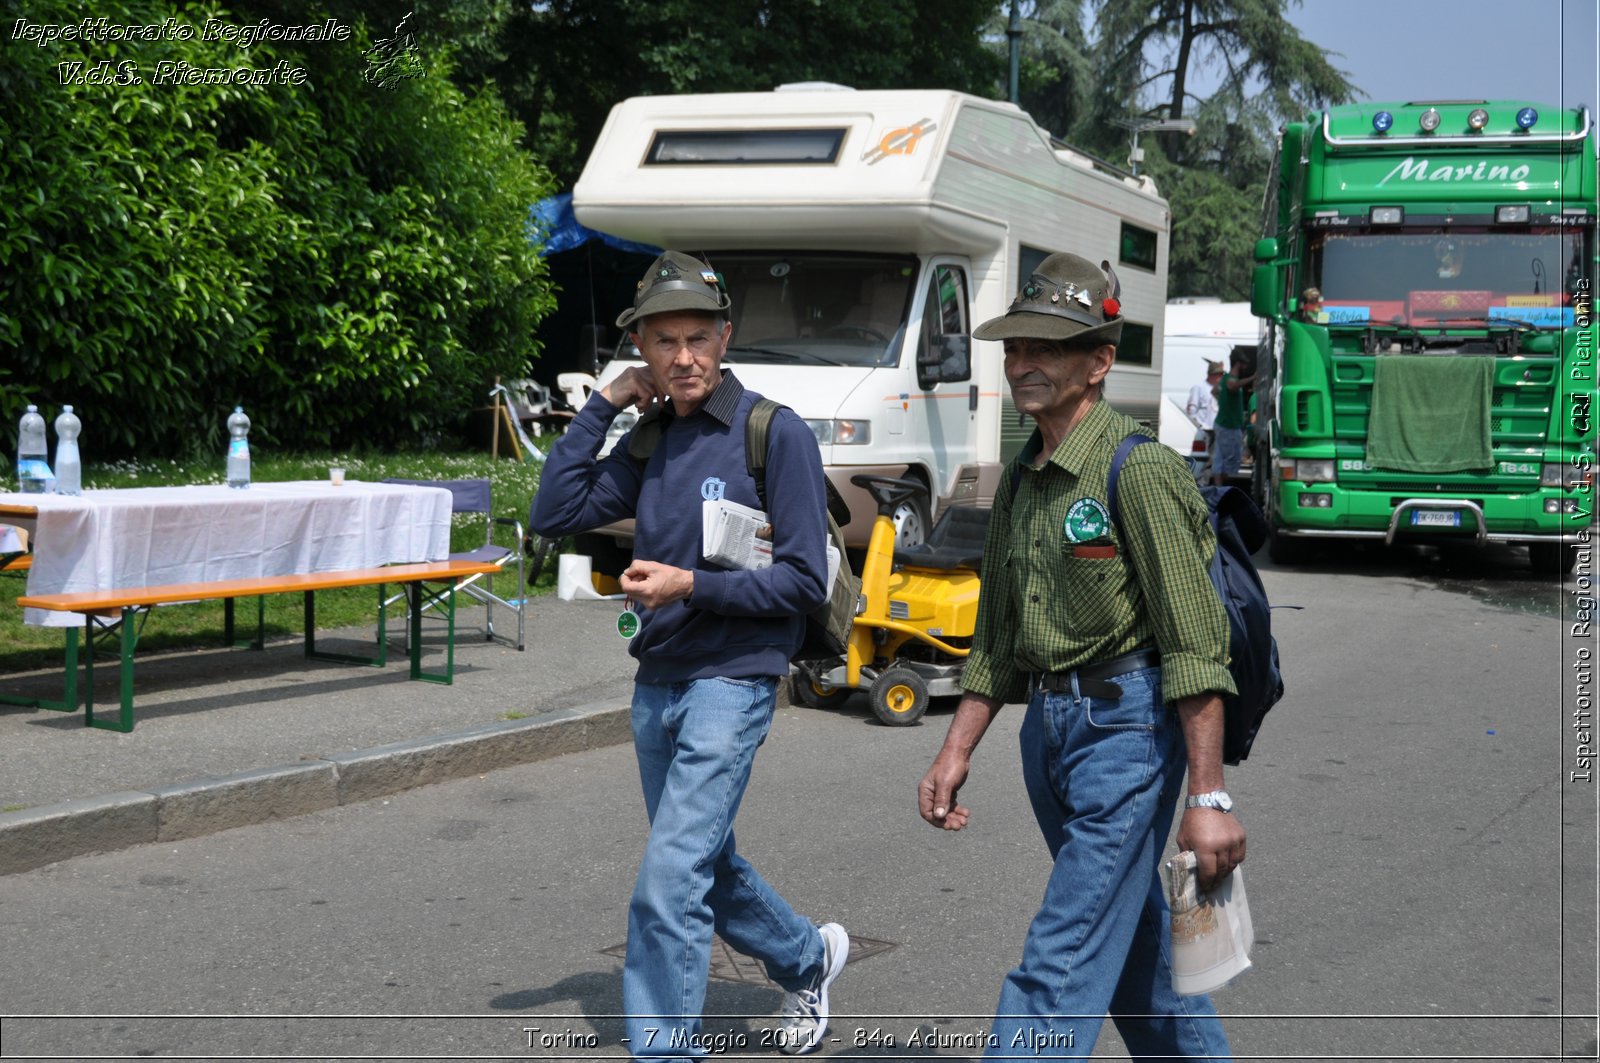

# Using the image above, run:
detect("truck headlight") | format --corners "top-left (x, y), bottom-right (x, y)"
top-left (1542, 463), bottom-right (1591, 488)
top-left (1292, 459), bottom-right (1336, 483)
top-left (803, 419), bottom-right (872, 445)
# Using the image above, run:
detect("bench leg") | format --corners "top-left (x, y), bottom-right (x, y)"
top-left (408, 579), bottom-right (459, 684)
top-left (223, 595), bottom-right (265, 650)
top-left (84, 608), bottom-right (139, 733)
top-left (303, 588), bottom-right (388, 668)
top-left (0, 626), bottom-right (80, 713)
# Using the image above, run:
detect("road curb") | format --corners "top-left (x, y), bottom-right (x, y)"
top-left (0, 699), bottom-right (631, 877)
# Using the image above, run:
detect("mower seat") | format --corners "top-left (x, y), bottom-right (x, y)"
top-left (895, 504), bottom-right (991, 573)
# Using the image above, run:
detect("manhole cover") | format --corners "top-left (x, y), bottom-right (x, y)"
top-left (601, 934), bottom-right (895, 986)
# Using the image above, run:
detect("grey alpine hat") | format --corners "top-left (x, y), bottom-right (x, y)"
top-left (973, 252), bottom-right (1123, 347)
top-left (616, 250), bottom-right (732, 329)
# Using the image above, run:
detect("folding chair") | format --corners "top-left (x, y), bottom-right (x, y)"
top-left (381, 479), bottom-right (525, 651)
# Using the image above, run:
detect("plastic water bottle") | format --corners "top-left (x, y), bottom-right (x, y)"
top-left (15, 405), bottom-right (50, 493)
top-left (226, 406), bottom-right (251, 489)
top-left (53, 405), bottom-right (82, 495)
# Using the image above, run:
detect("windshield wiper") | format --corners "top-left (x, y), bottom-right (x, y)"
top-left (725, 346), bottom-right (846, 367)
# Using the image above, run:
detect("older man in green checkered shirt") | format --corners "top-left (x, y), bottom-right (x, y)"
top-left (917, 253), bottom-right (1244, 1060)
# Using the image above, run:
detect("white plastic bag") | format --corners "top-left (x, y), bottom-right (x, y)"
top-left (1165, 849), bottom-right (1254, 996)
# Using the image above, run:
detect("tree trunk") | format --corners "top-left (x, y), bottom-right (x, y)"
top-left (1169, 0), bottom-right (1195, 120)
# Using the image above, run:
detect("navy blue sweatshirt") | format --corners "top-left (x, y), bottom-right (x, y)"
top-left (530, 372), bottom-right (830, 684)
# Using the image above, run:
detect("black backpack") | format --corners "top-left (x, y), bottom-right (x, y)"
top-left (1007, 433), bottom-right (1285, 763)
top-left (1104, 435), bottom-right (1284, 764)
top-left (628, 398), bottom-right (858, 660)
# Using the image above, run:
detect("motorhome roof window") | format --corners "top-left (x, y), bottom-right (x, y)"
top-left (646, 128), bottom-right (847, 165)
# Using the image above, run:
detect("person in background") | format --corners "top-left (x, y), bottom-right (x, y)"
top-left (1187, 360), bottom-right (1222, 480)
top-left (1299, 286), bottom-right (1324, 322)
top-left (530, 250), bottom-right (848, 1060)
top-left (1210, 349), bottom-right (1254, 486)
top-left (918, 251), bottom-right (1243, 1059)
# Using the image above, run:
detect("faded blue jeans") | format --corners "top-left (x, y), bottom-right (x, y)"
top-left (987, 665), bottom-right (1234, 1060)
top-left (623, 677), bottom-right (824, 1061)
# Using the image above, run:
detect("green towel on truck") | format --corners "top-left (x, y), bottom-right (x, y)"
top-left (1366, 355), bottom-right (1494, 473)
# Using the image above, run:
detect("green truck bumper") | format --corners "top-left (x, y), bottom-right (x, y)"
top-left (1275, 481), bottom-right (1590, 545)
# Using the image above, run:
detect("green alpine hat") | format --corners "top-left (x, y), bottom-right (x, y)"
top-left (616, 250), bottom-right (732, 330)
top-left (973, 252), bottom-right (1124, 347)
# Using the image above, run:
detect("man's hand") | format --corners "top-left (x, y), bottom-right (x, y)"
top-left (1176, 807), bottom-right (1246, 893)
top-left (619, 560), bottom-right (693, 609)
top-left (601, 365), bottom-right (661, 413)
top-left (917, 751), bottom-right (972, 831)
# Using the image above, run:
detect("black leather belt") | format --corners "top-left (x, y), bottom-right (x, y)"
top-left (1034, 647), bottom-right (1162, 700)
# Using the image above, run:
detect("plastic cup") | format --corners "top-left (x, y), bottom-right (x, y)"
top-left (329, 467), bottom-right (346, 486)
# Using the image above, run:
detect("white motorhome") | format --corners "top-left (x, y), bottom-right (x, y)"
top-left (1158, 299), bottom-right (1259, 466)
top-left (575, 85), bottom-right (1172, 545)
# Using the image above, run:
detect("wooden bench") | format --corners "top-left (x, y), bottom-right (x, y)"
top-left (13, 559), bottom-right (505, 732)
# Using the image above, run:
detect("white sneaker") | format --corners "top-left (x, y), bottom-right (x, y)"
top-left (777, 922), bottom-right (849, 1056)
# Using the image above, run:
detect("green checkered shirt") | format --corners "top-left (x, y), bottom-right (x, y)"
top-left (962, 400), bottom-right (1236, 706)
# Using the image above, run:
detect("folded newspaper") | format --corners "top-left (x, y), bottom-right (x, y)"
top-left (1164, 849), bottom-right (1254, 996)
top-left (702, 498), bottom-right (840, 590)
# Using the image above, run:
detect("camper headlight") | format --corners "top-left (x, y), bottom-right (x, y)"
top-left (804, 419), bottom-right (872, 445)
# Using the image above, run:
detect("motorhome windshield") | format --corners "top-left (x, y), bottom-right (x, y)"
top-left (716, 252), bottom-right (918, 368)
top-left (1307, 227), bottom-right (1590, 327)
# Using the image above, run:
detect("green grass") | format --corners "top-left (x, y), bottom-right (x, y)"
top-left (1, 446), bottom-right (566, 675)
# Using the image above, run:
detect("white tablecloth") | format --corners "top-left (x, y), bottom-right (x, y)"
top-left (0, 481), bottom-right (454, 626)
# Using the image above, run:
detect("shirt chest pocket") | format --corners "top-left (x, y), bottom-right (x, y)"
top-left (1046, 550), bottom-right (1128, 636)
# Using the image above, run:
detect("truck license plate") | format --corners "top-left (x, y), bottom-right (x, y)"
top-left (1411, 510), bottom-right (1461, 528)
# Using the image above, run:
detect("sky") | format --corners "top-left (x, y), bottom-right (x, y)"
top-left (1286, 0), bottom-right (1597, 111)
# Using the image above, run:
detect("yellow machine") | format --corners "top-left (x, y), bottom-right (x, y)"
top-left (790, 475), bottom-right (988, 725)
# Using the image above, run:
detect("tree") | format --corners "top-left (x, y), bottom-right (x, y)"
top-left (432, 0), bottom-right (1003, 188)
top-left (981, 0), bottom-right (1094, 140)
top-left (1073, 0), bottom-right (1357, 297)
top-left (0, 0), bottom-right (556, 455)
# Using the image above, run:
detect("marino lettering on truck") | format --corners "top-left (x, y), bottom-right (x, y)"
top-left (1250, 100), bottom-right (1597, 573)
top-left (571, 84), bottom-right (1171, 550)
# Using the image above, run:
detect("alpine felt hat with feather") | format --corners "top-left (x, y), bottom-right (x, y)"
top-left (973, 252), bottom-right (1124, 347)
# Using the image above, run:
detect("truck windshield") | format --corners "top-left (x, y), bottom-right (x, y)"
top-left (714, 252), bottom-right (918, 368)
top-left (1307, 227), bottom-right (1590, 328)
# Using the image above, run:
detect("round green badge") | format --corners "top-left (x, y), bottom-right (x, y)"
top-left (617, 609), bottom-right (640, 639)
top-left (1064, 498), bottom-right (1111, 543)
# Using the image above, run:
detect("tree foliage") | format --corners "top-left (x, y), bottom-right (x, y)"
top-left (430, 0), bottom-right (1003, 187)
top-left (1, 0), bottom-right (555, 457)
top-left (991, 0), bottom-right (1355, 298)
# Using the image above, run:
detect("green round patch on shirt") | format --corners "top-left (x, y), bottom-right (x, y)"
top-left (1064, 497), bottom-right (1111, 543)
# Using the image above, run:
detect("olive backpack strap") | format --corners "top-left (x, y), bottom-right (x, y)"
top-left (624, 403), bottom-right (673, 462)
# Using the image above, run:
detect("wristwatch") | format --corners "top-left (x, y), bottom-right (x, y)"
top-left (1185, 790), bottom-right (1234, 813)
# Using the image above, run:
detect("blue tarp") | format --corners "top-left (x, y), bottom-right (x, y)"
top-left (529, 193), bottom-right (659, 257)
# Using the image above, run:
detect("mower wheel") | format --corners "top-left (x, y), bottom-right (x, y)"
top-left (870, 667), bottom-right (928, 726)
top-left (789, 671), bottom-right (852, 711)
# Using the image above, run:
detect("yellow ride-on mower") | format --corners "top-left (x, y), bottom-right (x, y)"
top-left (790, 475), bottom-right (988, 726)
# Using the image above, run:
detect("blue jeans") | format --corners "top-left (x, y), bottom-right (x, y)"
top-left (986, 666), bottom-right (1233, 1060)
top-left (1211, 427), bottom-right (1244, 477)
top-left (623, 677), bottom-right (824, 1061)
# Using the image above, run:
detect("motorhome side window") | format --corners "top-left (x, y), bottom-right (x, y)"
top-left (645, 129), bottom-right (847, 165)
top-left (916, 264), bottom-right (972, 386)
top-left (1120, 222), bottom-right (1159, 272)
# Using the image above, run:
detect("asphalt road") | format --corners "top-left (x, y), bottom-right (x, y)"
top-left (0, 541), bottom-right (1594, 1062)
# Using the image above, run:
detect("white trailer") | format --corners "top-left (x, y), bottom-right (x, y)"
top-left (574, 85), bottom-right (1171, 544)
top-left (1158, 299), bottom-right (1260, 463)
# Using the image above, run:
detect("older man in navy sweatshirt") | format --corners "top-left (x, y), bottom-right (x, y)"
top-left (531, 250), bottom-right (849, 1060)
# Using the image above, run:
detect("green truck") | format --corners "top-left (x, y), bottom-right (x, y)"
top-left (1250, 100), bottom-right (1595, 573)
